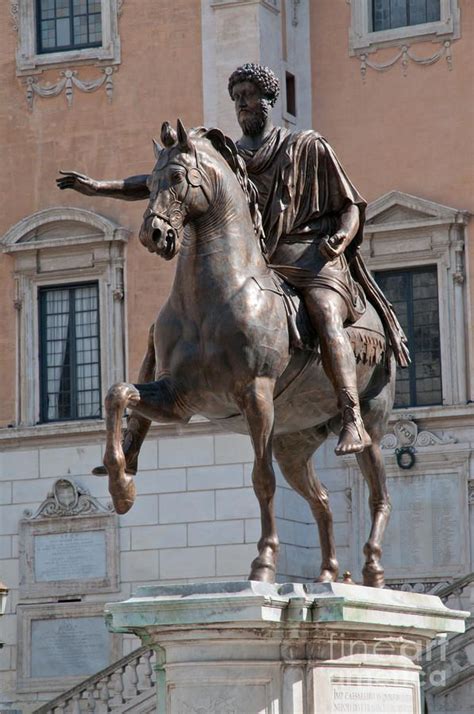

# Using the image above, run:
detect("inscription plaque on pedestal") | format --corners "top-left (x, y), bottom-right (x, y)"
top-left (331, 682), bottom-right (415, 713)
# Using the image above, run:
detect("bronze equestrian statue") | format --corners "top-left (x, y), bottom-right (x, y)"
top-left (57, 65), bottom-right (409, 588)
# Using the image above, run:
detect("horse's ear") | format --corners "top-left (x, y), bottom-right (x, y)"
top-left (161, 121), bottom-right (177, 148)
top-left (152, 139), bottom-right (162, 159)
top-left (176, 118), bottom-right (192, 151)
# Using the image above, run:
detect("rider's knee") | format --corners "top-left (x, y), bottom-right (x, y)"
top-left (308, 300), bottom-right (344, 339)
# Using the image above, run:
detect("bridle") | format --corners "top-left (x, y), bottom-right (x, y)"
top-left (148, 145), bottom-right (211, 234)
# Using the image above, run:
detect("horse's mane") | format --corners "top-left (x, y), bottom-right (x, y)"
top-left (191, 127), bottom-right (265, 249)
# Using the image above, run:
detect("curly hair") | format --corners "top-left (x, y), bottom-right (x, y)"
top-left (228, 63), bottom-right (280, 107)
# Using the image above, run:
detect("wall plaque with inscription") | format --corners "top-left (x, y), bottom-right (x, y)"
top-left (31, 616), bottom-right (109, 678)
top-left (34, 530), bottom-right (107, 582)
top-left (17, 602), bottom-right (121, 693)
top-left (19, 479), bottom-right (119, 598)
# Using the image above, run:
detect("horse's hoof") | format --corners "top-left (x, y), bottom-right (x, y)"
top-left (315, 568), bottom-right (338, 583)
top-left (249, 559), bottom-right (276, 584)
top-left (110, 477), bottom-right (136, 515)
top-left (362, 565), bottom-right (385, 588)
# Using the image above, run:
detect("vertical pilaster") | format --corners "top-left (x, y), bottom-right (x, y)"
top-left (201, 0), bottom-right (312, 137)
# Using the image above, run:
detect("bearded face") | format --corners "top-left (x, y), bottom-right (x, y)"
top-left (238, 99), bottom-right (271, 136)
top-left (232, 80), bottom-right (272, 137)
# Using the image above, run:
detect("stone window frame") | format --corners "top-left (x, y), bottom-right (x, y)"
top-left (14, 0), bottom-right (122, 75)
top-left (1, 206), bottom-right (130, 429)
top-left (349, 0), bottom-right (461, 55)
top-left (361, 190), bottom-right (470, 410)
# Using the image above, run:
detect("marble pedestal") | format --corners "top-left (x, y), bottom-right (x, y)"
top-left (105, 582), bottom-right (468, 714)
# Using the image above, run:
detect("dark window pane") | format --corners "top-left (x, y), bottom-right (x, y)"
top-left (391, 0), bottom-right (408, 28)
top-left (372, 0), bottom-right (440, 31)
top-left (427, 0), bottom-right (441, 21)
top-left (374, 266), bottom-right (442, 407)
top-left (37, 0), bottom-right (102, 53)
top-left (56, 17), bottom-right (71, 46)
top-left (39, 283), bottom-right (101, 422)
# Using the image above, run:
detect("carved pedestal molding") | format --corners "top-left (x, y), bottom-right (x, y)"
top-left (106, 581), bottom-right (468, 714)
top-left (25, 66), bottom-right (115, 109)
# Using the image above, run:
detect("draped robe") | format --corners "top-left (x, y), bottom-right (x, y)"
top-left (237, 127), bottom-right (410, 366)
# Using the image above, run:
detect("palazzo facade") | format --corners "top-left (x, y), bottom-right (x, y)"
top-left (0, 1), bottom-right (473, 712)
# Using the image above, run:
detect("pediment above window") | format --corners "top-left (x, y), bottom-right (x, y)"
top-left (365, 191), bottom-right (469, 233)
top-left (1, 207), bottom-right (130, 253)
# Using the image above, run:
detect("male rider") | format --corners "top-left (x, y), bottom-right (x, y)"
top-left (58, 63), bottom-right (408, 457)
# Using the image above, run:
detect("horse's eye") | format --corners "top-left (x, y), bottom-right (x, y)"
top-left (171, 171), bottom-right (184, 183)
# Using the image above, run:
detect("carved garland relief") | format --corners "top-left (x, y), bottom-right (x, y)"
top-left (10, 1), bottom-right (124, 108)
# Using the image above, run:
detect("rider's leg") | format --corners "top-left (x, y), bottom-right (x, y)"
top-left (303, 288), bottom-right (372, 455)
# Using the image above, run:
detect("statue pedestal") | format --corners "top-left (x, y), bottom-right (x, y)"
top-left (105, 582), bottom-right (467, 714)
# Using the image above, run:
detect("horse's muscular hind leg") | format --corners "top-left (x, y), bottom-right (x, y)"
top-left (238, 377), bottom-right (279, 583)
top-left (356, 440), bottom-right (391, 588)
top-left (274, 426), bottom-right (339, 583)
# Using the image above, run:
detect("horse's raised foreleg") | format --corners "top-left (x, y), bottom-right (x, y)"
top-left (93, 324), bottom-right (156, 478)
top-left (103, 377), bottom-right (189, 514)
top-left (273, 426), bottom-right (339, 583)
top-left (120, 323), bottom-right (156, 474)
top-left (238, 377), bottom-right (279, 583)
top-left (356, 438), bottom-right (391, 588)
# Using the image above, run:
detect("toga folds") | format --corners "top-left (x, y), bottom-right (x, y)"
top-left (237, 127), bottom-right (410, 367)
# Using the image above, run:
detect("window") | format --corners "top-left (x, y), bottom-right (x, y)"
top-left (372, 0), bottom-right (440, 32)
top-left (349, 0), bottom-right (460, 56)
top-left (37, 0), bottom-right (102, 54)
top-left (362, 190), bottom-right (469, 409)
top-left (1, 207), bottom-right (129, 428)
top-left (39, 283), bottom-right (101, 422)
top-left (375, 267), bottom-right (442, 408)
top-left (285, 72), bottom-right (296, 117)
top-left (15, 0), bottom-right (121, 75)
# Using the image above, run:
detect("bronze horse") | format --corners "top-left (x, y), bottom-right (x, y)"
top-left (102, 121), bottom-right (394, 588)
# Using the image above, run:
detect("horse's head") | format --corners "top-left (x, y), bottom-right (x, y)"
top-left (139, 120), bottom-right (214, 260)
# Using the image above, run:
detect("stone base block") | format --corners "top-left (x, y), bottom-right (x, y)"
top-left (105, 582), bottom-right (468, 714)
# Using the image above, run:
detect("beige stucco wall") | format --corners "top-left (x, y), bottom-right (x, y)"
top-left (0, 0), bottom-right (204, 427)
top-left (310, 0), bottom-right (474, 395)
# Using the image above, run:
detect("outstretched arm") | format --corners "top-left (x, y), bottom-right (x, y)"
top-left (56, 171), bottom-right (150, 201)
top-left (320, 203), bottom-right (359, 261)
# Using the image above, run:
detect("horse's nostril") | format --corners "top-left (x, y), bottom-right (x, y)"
top-left (152, 228), bottom-right (162, 244)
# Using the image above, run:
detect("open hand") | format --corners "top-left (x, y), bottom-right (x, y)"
top-left (56, 170), bottom-right (99, 196)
